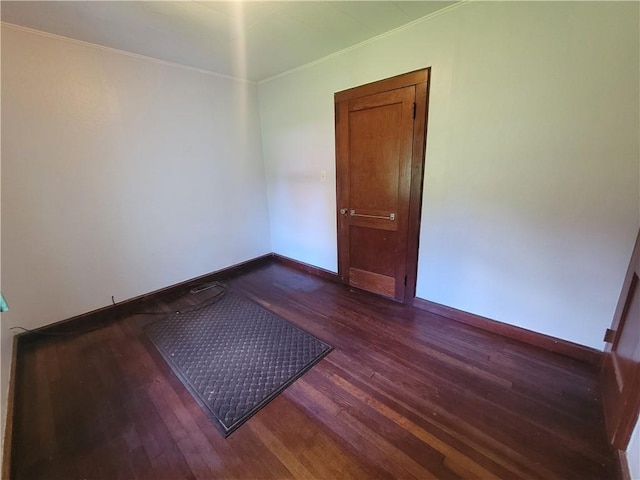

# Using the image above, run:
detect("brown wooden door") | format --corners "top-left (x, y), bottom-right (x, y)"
top-left (602, 229), bottom-right (640, 450)
top-left (335, 70), bottom-right (429, 302)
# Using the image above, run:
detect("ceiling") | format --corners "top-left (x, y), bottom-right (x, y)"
top-left (1, 1), bottom-right (455, 82)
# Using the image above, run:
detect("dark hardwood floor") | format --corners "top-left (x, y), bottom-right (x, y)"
top-left (10, 262), bottom-right (616, 479)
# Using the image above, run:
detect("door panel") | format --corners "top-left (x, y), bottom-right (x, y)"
top-left (336, 71), bottom-right (428, 301)
top-left (348, 226), bottom-right (397, 297)
top-left (339, 87), bottom-right (413, 300)
top-left (349, 227), bottom-right (397, 277)
top-left (349, 268), bottom-right (395, 298)
top-left (349, 102), bottom-right (403, 213)
top-left (602, 230), bottom-right (640, 450)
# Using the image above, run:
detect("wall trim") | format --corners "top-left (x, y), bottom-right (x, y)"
top-left (5, 250), bottom-right (610, 474)
top-left (15, 252), bottom-right (602, 363)
top-left (2, 336), bottom-right (18, 480)
top-left (271, 254), bottom-right (340, 283)
top-left (16, 253), bottom-right (338, 341)
top-left (412, 297), bottom-right (602, 366)
top-left (18, 253), bottom-right (340, 340)
top-left (274, 255), bottom-right (602, 366)
top-left (17, 254), bottom-right (273, 340)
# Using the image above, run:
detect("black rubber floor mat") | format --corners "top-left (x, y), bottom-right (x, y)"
top-left (144, 290), bottom-right (332, 436)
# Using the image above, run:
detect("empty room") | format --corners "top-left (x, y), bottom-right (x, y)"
top-left (1, 1), bottom-right (639, 479)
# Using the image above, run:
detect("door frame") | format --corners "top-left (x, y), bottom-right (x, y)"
top-left (602, 228), bottom-right (640, 450)
top-left (334, 68), bottom-right (430, 303)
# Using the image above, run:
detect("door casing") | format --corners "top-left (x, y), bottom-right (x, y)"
top-left (601, 229), bottom-right (640, 450)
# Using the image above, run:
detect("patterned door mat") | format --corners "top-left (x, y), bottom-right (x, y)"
top-left (144, 290), bottom-right (333, 436)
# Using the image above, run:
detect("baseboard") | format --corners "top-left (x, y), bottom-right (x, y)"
top-left (18, 253), bottom-right (274, 340)
top-left (271, 254), bottom-right (340, 283)
top-left (412, 297), bottom-right (602, 366)
top-left (2, 336), bottom-right (18, 480)
top-left (268, 256), bottom-right (601, 366)
top-left (14, 248), bottom-right (600, 363)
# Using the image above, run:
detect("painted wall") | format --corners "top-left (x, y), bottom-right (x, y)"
top-left (258, 1), bottom-right (640, 350)
top-left (1, 25), bottom-right (271, 335)
top-left (0, 96), bottom-right (8, 472)
top-left (1, 26), bottom-right (11, 471)
top-left (630, 423), bottom-right (640, 480)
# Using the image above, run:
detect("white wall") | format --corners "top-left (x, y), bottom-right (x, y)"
top-left (1, 1), bottom-right (639, 469)
top-left (630, 423), bottom-right (640, 480)
top-left (1, 25), bottom-right (271, 333)
top-left (258, 1), bottom-right (639, 350)
top-left (1, 24), bottom-right (12, 473)
top-left (0, 44), bottom-right (9, 467)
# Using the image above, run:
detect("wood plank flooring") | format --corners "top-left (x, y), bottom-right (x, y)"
top-left (10, 262), bottom-right (616, 479)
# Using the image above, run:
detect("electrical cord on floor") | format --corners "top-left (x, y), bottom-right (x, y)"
top-left (10, 325), bottom-right (107, 336)
top-left (10, 281), bottom-right (229, 337)
top-left (122, 282), bottom-right (228, 316)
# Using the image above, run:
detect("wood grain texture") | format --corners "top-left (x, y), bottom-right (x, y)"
top-left (334, 68), bottom-right (428, 103)
top-left (601, 229), bottom-right (640, 449)
top-left (335, 98), bottom-right (351, 286)
top-left (2, 336), bottom-right (18, 480)
top-left (349, 267), bottom-right (395, 298)
top-left (10, 262), bottom-right (617, 479)
top-left (336, 70), bottom-right (428, 302)
top-left (615, 449), bottom-right (632, 480)
top-left (17, 254), bottom-right (273, 340)
top-left (339, 86), bottom-right (415, 300)
top-left (413, 297), bottom-right (602, 365)
top-left (404, 74), bottom-right (429, 302)
top-left (271, 254), bottom-right (339, 283)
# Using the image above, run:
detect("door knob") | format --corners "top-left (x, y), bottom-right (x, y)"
top-left (340, 208), bottom-right (348, 215)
